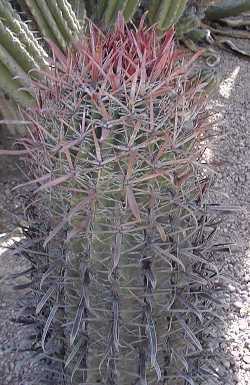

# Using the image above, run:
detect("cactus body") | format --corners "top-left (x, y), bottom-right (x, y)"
top-left (16, 17), bottom-right (221, 385)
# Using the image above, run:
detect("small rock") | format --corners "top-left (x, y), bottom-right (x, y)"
top-left (228, 284), bottom-right (236, 292)
top-left (239, 319), bottom-right (248, 330)
top-left (223, 360), bottom-right (231, 369)
top-left (233, 301), bottom-right (243, 310)
top-left (243, 354), bottom-right (250, 365)
top-left (243, 274), bottom-right (250, 283)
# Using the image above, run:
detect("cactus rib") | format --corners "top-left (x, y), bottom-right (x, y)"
top-left (47, 0), bottom-right (76, 43)
top-left (0, 42), bottom-right (33, 90)
top-left (23, 0), bottom-right (61, 48)
top-left (104, 0), bottom-right (122, 25)
top-left (31, 0), bottom-right (67, 50)
top-left (57, 0), bottom-right (81, 34)
top-left (0, 20), bottom-right (39, 75)
top-left (156, 0), bottom-right (172, 28)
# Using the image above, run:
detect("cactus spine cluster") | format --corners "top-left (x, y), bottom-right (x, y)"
top-left (15, 16), bottom-right (222, 385)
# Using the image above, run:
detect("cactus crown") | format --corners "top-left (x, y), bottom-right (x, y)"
top-left (16, 15), bottom-right (220, 385)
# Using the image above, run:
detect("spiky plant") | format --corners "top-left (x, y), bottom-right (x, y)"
top-left (12, 14), bottom-right (224, 385)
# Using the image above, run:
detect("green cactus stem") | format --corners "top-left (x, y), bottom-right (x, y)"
top-left (0, 61), bottom-right (34, 105)
top-left (21, 0), bottom-right (81, 51)
top-left (0, 0), bottom-right (47, 67)
top-left (159, 0), bottom-right (188, 31)
top-left (104, 0), bottom-right (124, 25)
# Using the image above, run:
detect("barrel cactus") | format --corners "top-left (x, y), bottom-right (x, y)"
top-left (12, 14), bottom-right (222, 385)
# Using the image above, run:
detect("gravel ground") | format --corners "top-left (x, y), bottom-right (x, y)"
top-left (0, 45), bottom-right (249, 384)
top-left (202, 41), bottom-right (250, 385)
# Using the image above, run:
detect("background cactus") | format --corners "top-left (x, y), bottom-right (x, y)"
top-left (82, 0), bottom-right (189, 27)
top-left (18, 0), bottom-right (82, 51)
top-left (0, 0), bottom-right (48, 105)
top-left (0, 0), bottom-right (83, 134)
top-left (13, 16), bottom-right (224, 385)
